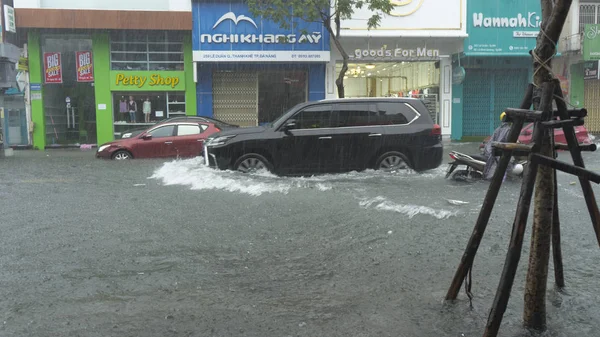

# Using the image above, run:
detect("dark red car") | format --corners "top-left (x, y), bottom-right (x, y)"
top-left (480, 123), bottom-right (592, 151)
top-left (96, 121), bottom-right (220, 160)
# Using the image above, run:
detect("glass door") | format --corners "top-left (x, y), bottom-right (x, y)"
top-left (42, 35), bottom-right (97, 146)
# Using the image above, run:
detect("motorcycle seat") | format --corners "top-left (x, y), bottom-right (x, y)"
top-left (470, 154), bottom-right (487, 162)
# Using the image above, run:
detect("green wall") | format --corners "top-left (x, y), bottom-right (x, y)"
top-left (570, 63), bottom-right (584, 108)
top-left (92, 33), bottom-right (113, 146)
top-left (451, 82), bottom-right (463, 140)
top-left (184, 34), bottom-right (196, 117)
top-left (28, 32), bottom-right (46, 150)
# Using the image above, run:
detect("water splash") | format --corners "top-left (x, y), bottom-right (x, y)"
top-left (149, 157), bottom-right (335, 196)
top-left (150, 157), bottom-right (448, 197)
top-left (359, 196), bottom-right (458, 219)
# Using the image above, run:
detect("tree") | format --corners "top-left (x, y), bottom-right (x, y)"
top-left (523, 0), bottom-right (573, 331)
top-left (247, 0), bottom-right (394, 98)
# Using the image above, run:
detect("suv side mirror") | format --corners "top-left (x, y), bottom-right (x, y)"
top-left (282, 119), bottom-right (297, 132)
top-left (142, 134), bottom-right (152, 140)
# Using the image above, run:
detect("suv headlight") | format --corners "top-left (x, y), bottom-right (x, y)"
top-left (207, 135), bottom-right (236, 146)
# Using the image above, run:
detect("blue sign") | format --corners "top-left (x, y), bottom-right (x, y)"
top-left (192, 1), bottom-right (330, 62)
top-left (465, 0), bottom-right (541, 56)
top-left (30, 83), bottom-right (41, 91)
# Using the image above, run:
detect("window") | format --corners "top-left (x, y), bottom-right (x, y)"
top-left (580, 2), bottom-right (600, 33)
top-left (177, 124), bottom-right (202, 136)
top-left (293, 105), bottom-right (333, 129)
top-left (148, 125), bottom-right (175, 138)
top-left (376, 102), bottom-right (419, 125)
top-left (334, 103), bottom-right (378, 127)
top-left (110, 31), bottom-right (184, 71)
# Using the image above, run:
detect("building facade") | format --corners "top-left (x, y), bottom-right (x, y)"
top-left (451, 0), bottom-right (540, 140)
top-left (328, 0), bottom-right (467, 136)
top-left (555, 0), bottom-right (600, 133)
top-left (0, 0), bottom-right (23, 150)
top-left (15, 0), bottom-right (195, 149)
top-left (192, 0), bottom-right (330, 127)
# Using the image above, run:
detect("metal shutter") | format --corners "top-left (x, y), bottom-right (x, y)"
top-left (212, 71), bottom-right (258, 127)
top-left (585, 80), bottom-right (600, 132)
top-left (463, 69), bottom-right (492, 136)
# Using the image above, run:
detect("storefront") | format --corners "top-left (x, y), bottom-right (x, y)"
top-left (25, 28), bottom-right (195, 149)
top-left (568, 24), bottom-right (600, 133)
top-left (330, 0), bottom-right (466, 136)
top-left (192, 0), bottom-right (330, 127)
top-left (452, 0), bottom-right (540, 139)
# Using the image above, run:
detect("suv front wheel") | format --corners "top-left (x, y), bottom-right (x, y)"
top-left (234, 153), bottom-right (273, 173)
top-left (376, 151), bottom-right (410, 171)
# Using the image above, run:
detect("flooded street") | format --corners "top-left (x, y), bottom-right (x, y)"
top-left (1, 142), bottom-right (599, 337)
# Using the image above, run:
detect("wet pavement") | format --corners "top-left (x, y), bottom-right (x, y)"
top-left (0, 142), bottom-right (599, 337)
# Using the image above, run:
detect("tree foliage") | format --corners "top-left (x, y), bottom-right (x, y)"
top-left (247, 0), bottom-right (394, 98)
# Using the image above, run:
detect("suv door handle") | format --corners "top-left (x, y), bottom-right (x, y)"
top-left (319, 136), bottom-right (332, 140)
top-left (369, 133), bottom-right (382, 137)
top-left (197, 139), bottom-right (204, 142)
top-left (164, 141), bottom-right (173, 144)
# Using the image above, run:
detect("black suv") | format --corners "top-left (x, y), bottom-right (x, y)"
top-left (204, 98), bottom-right (443, 175)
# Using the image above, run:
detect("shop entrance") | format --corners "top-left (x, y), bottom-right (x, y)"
top-left (462, 68), bottom-right (529, 136)
top-left (42, 35), bottom-right (97, 146)
top-left (335, 61), bottom-right (440, 123)
top-left (212, 67), bottom-right (308, 127)
top-left (584, 79), bottom-right (600, 133)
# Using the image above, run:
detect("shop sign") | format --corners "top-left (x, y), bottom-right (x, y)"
top-left (110, 71), bottom-right (185, 91)
top-left (192, 1), bottom-right (330, 62)
top-left (339, 0), bottom-right (463, 34)
top-left (349, 46), bottom-right (440, 61)
top-left (583, 24), bottom-right (600, 61)
top-left (18, 56), bottom-right (28, 72)
top-left (583, 61), bottom-right (599, 80)
top-left (465, 0), bottom-right (541, 56)
top-left (43, 52), bottom-right (63, 84)
top-left (75, 51), bottom-right (94, 82)
top-left (452, 66), bottom-right (466, 84)
top-left (3, 5), bottom-right (15, 33)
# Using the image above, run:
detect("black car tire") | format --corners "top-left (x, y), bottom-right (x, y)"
top-left (234, 153), bottom-right (273, 173)
top-left (112, 150), bottom-right (133, 160)
top-left (375, 151), bottom-right (410, 171)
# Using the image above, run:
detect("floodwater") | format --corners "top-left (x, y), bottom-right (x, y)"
top-left (0, 142), bottom-right (599, 337)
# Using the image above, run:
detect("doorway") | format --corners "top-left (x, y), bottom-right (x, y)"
top-left (42, 35), bottom-right (97, 146)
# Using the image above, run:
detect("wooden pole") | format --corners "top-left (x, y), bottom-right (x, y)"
top-left (523, 119), bottom-right (555, 330)
top-left (445, 84), bottom-right (533, 301)
top-left (551, 81), bottom-right (600, 248)
top-left (551, 165), bottom-right (565, 288)
top-left (482, 82), bottom-right (555, 337)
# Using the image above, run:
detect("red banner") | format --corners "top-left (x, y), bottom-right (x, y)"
top-left (43, 52), bottom-right (63, 84)
top-left (76, 51), bottom-right (94, 82)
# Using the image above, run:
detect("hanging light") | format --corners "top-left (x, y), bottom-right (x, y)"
top-left (365, 64), bottom-right (376, 69)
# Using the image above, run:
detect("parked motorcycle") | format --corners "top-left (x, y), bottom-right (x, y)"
top-left (445, 150), bottom-right (526, 181)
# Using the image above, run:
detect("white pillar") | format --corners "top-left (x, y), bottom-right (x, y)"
top-left (439, 56), bottom-right (452, 136)
top-left (326, 59), bottom-right (337, 99)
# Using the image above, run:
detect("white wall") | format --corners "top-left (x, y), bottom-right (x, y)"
top-left (14, 0), bottom-right (191, 11)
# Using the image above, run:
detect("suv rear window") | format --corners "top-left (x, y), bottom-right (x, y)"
top-left (376, 102), bottom-right (418, 125)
